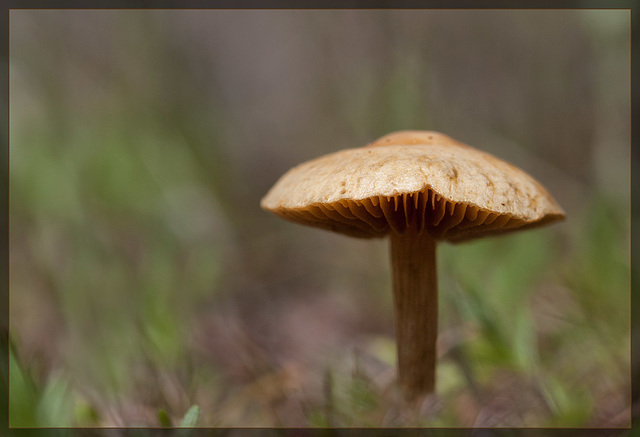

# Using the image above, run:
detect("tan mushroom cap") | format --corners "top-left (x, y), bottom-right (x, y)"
top-left (261, 131), bottom-right (565, 242)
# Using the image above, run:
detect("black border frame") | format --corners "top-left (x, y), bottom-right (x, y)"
top-left (2, 2), bottom-right (637, 435)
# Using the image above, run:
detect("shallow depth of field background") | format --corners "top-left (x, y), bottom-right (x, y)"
top-left (9, 10), bottom-right (631, 428)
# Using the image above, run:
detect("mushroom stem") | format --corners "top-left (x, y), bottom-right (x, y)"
top-left (390, 229), bottom-right (438, 401)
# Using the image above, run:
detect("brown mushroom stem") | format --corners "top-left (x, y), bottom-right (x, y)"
top-left (390, 229), bottom-right (438, 401)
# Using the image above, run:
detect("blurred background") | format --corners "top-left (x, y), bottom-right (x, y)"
top-left (8, 9), bottom-right (630, 428)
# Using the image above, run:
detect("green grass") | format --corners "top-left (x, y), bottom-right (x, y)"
top-left (8, 130), bottom-right (631, 428)
top-left (9, 94), bottom-right (630, 430)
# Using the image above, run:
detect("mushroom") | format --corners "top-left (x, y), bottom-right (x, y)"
top-left (260, 130), bottom-right (565, 402)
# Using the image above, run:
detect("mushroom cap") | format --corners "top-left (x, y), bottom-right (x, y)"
top-left (261, 131), bottom-right (565, 242)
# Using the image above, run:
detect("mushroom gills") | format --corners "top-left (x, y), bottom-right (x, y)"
top-left (283, 188), bottom-right (524, 240)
